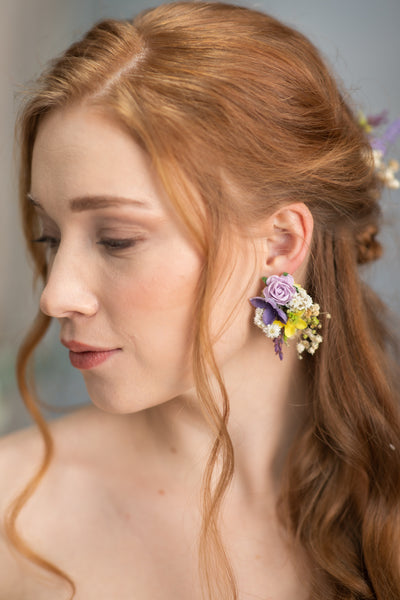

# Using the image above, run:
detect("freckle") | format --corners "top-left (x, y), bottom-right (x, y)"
top-left (158, 489), bottom-right (165, 496)
top-left (170, 446), bottom-right (177, 454)
top-left (255, 554), bottom-right (260, 560)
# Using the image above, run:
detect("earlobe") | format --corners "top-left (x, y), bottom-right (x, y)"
top-left (265, 203), bottom-right (314, 275)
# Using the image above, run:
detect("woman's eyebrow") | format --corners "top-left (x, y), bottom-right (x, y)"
top-left (27, 193), bottom-right (152, 212)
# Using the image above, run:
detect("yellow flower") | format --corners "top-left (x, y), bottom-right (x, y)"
top-left (358, 111), bottom-right (372, 133)
top-left (273, 320), bottom-right (285, 330)
top-left (284, 313), bottom-right (307, 338)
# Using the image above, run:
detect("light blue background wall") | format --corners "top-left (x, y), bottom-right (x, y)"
top-left (1, 0), bottom-right (399, 434)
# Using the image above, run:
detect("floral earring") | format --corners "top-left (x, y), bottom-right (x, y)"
top-left (249, 273), bottom-right (327, 360)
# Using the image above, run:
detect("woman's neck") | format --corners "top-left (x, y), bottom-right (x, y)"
top-left (143, 333), bottom-right (307, 508)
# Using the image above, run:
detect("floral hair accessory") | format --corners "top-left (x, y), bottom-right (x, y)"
top-left (359, 110), bottom-right (400, 189)
top-left (249, 273), bottom-right (327, 360)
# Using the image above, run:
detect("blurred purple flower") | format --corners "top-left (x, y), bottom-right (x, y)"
top-left (371, 117), bottom-right (400, 155)
top-left (367, 110), bottom-right (389, 128)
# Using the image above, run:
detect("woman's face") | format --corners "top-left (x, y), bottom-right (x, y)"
top-left (30, 104), bottom-right (208, 412)
top-left (30, 104), bottom-right (258, 413)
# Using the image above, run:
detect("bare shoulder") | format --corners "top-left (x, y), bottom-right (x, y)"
top-left (0, 403), bottom-right (129, 517)
top-left (0, 401), bottom-right (151, 515)
top-left (0, 404), bottom-right (118, 598)
top-left (0, 404), bottom-right (98, 504)
top-left (0, 420), bottom-right (45, 598)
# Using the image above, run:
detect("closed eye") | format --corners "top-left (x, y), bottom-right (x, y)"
top-left (31, 236), bottom-right (140, 252)
top-left (32, 235), bottom-right (60, 249)
top-left (97, 238), bottom-right (138, 250)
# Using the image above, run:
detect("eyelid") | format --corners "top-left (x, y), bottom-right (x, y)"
top-left (97, 237), bottom-right (140, 250)
top-left (31, 235), bottom-right (143, 252)
top-left (31, 234), bottom-right (60, 248)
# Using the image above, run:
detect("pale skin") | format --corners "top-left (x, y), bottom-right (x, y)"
top-left (0, 103), bottom-right (314, 599)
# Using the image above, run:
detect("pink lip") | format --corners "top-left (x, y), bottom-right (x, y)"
top-left (61, 340), bottom-right (121, 370)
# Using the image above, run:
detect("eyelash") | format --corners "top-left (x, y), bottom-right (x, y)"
top-left (98, 238), bottom-right (138, 250)
top-left (31, 236), bottom-right (138, 251)
top-left (32, 235), bottom-right (59, 249)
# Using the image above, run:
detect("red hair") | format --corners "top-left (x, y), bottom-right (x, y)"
top-left (10, 3), bottom-right (400, 598)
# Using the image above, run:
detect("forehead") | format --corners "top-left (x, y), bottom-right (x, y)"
top-left (30, 104), bottom-right (167, 212)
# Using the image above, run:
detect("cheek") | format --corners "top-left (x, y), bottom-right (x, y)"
top-left (102, 244), bottom-right (202, 324)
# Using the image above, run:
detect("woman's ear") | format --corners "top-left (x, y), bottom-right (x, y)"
top-left (262, 202), bottom-right (314, 276)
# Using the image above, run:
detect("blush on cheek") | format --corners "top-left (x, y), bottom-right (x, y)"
top-left (119, 255), bottom-right (201, 312)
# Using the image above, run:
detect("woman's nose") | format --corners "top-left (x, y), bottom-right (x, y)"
top-left (39, 248), bottom-right (99, 319)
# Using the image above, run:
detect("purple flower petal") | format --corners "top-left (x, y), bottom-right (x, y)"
top-left (371, 117), bottom-right (400, 155)
top-left (265, 274), bottom-right (296, 305)
top-left (367, 110), bottom-right (389, 128)
top-left (384, 118), bottom-right (400, 146)
top-left (262, 302), bottom-right (278, 325)
top-left (249, 296), bottom-right (268, 309)
top-left (261, 299), bottom-right (288, 325)
top-left (371, 138), bottom-right (386, 154)
top-left (275, 305), bottom-right (288, 323)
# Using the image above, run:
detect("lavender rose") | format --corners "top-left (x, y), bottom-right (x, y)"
top-left (265, 274), bottom-right (296, 305)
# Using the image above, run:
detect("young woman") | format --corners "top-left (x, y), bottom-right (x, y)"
top-left (1, 2), bottom-right (399, 599)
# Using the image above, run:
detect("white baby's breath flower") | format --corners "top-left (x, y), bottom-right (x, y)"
top-left (254, 308), bottom-right (268, 333)
top-left (386, 171), bottom-right (400, 189)
top-left (288, 289), bottom-right (312, 312)
top-left (303, 296), bottom-right (313, 310)
top-left (265, 323), bottom-right (282, 339)
top-left (254, 308), bottom-right (282, 339)
top-left (373, 149), bottom-right (384, 169)
top-left (310, 303), bottom-right (320, 316)
top-left (374, 152), bottom-right (400, 189)
top-left (288, 295), bottom-right (302, 311)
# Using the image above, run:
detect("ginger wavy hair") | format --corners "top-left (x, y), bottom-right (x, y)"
top-left (9, 2), bottom-right (400, 598)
